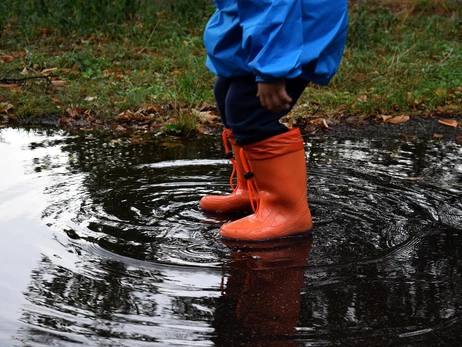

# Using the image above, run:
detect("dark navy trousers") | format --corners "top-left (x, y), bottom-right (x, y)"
top-left (214, 76), bottom-right (308, 145)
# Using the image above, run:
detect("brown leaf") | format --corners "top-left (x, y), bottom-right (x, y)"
top-left (0, 83), bottom-right (19, 89)
top-left (114, 125), bottom-right (126, 131)
top-left (41, 67), bottom-right (58, 74)
top-left (196, 124), bottom-right (206, 134)
top-left (433, 133), bottom-right (444, 139)
top-left (199, 102), bottom-right (214, 111)
top-left (51, 79), bottom-right (69, 86)
top-left (438, 119), bottom-right (459, 128)
top-left (1, 55), bottom-right (15, 63)
top-left (66, 107), bottom-right (85, 118)
top-left (146, 104), bottom-right (160, 113)
top-left (51, 97), bottom-right (62, 104)
top-left (378, 115), bottom-right (392, 122)
top-left (194, 110), bottom-right (219, 124)
top-left (387, 115), bottom-right (410, 124)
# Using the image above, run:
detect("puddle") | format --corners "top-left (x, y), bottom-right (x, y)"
top-left (0, 127), bottom-right (461, 346)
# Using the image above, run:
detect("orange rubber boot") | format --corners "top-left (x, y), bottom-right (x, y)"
top-left (199, 129), bottom-right (255, 213)
top-left (220, 128), bottom-right (313, 241)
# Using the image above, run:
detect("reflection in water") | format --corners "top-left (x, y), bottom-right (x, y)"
top-left (0, 127), bottom-right (461, 346)
top-left (213, 237), bottom-right (312, 347)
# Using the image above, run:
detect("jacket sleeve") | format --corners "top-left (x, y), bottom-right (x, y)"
top-left (236, 0), bottom-right (305, 82)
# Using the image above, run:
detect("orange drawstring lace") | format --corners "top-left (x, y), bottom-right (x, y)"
top-left (239, 147), bottom-right (259, 212)
top-left (222, 130), bottom-right (237, 191)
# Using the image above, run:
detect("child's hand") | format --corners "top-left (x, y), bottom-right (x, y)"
top-left (257, 79), bottom-right (293, 113)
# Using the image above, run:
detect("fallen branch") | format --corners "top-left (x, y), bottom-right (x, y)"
top-left (0, 74), bottom-right (55, 84)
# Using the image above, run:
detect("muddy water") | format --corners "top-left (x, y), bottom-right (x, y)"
top-left (0, 127), bottom-right (461, 346)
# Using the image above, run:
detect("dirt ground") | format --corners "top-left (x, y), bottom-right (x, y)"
top-left (297, 115), bottom-right (462, 143)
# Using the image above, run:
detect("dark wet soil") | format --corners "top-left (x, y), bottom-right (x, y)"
top-left (6, 111), bottom-right (461, 145)
top-left (300, 114), bottom-right (462, 142)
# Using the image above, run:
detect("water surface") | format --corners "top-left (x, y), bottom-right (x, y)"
top-left (0, 127), bottom-right (461, 346)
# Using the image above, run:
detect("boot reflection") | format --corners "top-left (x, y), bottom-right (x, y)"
top-left (213, 236), bottom-right (312, 347)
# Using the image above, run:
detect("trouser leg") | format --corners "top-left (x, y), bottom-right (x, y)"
top-left (224, 76), bottom-right (308, 145)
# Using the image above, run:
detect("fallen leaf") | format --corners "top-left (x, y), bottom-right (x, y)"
top-left (146, 104), bottom-right (160, 113)
top-left (196, 124), bottom-right (206, 134)
top-left (41, 67), bottom-right (58, 74)
top-left (199, 102), bottom-right (214, 111)
top-left (436, 106), bottom-right (452, 114)
top-left (51, 97), bottom-right (62, 104)
top-left (387, 115), bottom-right (410, 124)
top-left (433, 133), bottom-right (443, 139)
top-left (66, 107), bottom-right (85, 118)
top-left (378, 115), bottom-right (392, 122)
top-left (84, 96), bottom-right (98, 101)
top-left (51, 79), bottom-right (69, 86)
top-left (0, 84), bottom-right (19, 89)
top-left (21, 67), bottom-right (29, 76)
top-left (438, 119), bottom-right (458, 128)
top-left (1, 55), bottom-right (15, 63)
top-left (193, 110), bottom-right (219, 124)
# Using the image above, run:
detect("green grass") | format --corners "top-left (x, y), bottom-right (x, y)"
top-left (293, 0), bottom-right (462, 120)
top-left (0, 0), bottom-right (461, 134)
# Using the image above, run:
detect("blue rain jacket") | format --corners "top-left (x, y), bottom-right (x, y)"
top-left (204, 0), bottom-right (348, 85)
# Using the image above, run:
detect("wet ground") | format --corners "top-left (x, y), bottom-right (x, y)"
top-left (0, 125), bottom-right (461, 346)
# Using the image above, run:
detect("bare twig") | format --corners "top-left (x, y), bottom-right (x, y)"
top-left (0, 74), bottom-right (55, 84)
top-left (137, 20), bottom-right (161, 54)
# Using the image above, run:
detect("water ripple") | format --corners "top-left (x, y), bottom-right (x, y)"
top-left (2, 128), bottom-right (461, 346)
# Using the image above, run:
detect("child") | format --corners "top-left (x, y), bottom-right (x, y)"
top-left (200, 0), bottom-right (348, 241)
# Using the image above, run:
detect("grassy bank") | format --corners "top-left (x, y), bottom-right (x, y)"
top-left (0, 0), bottom-right (461, 135)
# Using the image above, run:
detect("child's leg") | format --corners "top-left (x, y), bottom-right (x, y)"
top-left (218, 77), bottom-right (312, 241)
top-left (214, 77), bottom-right (232, 127)
top-left (199, 76), bottom-right (256, 214)
top-left (225, 77), bottom-right (308, 145)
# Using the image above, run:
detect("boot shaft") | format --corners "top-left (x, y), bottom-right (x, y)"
top-left (220, 128), bottom-right (313, 241)
top-left (243, 128), bottom-right (309, 210)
